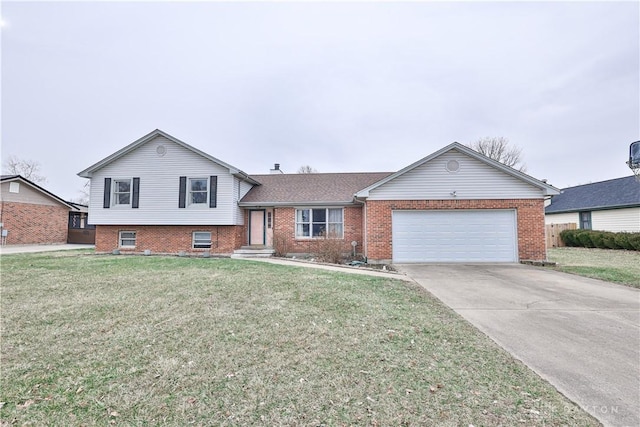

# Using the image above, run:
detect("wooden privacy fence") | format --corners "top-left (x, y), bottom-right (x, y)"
top-left (546, 223), bottom-right (577, 248)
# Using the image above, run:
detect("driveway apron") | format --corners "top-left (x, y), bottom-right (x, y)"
top-left (397, 264), bottom-right (640, 427)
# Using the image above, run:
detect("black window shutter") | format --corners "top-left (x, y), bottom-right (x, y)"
top-left (209, 176), bottom-right (217, 208)
top-left (103, 178), bottom-right (111, 208)
top-left (179, 176), bottom-right (187, 208)
top-left (132, 177), bottom-right (140, 208)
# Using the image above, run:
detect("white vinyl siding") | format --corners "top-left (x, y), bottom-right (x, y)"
top-left (232, 178), bottom-right (255, 224)
top-left (546, 209), bottom-right (640, 232)
top-left (545, 212), bottom-right (579, 226)
top-left (592, 208), bottom-right (640, 232)
top-left (88, 136), bottom-right (244, 225)
top-left (368, 150), bottom-right (544, 200)
top-left (392, 210), bottom-right (518, 263)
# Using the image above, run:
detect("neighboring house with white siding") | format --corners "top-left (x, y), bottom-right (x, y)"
top-left (545, 176), bottom-right (640, 232)
top-left (79, 129), bottom-right (559, 263)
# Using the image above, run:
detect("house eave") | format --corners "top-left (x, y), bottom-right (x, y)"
top-left (546, 204), bottom-right (640, 214)
top-left (239, 200), bottom-right (358, 208)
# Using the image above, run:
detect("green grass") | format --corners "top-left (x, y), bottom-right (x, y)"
top-left (548, 247), bottom-right (640, 288)
top-left (1, 252), bottom-right (598, 426)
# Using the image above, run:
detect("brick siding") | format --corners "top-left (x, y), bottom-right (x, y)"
top-left (93, 199), bottom-right (547, 261)
top-left (95, 225), bottom-right (243, 255)
top-left (0, 201), bottom-right (69, 245)
top-left (365, 199), bottom-right (547, 262)
top-left (270, 206), bottom-right (364, 256)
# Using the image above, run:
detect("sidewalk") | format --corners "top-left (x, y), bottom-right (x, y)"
top-left (0, 244), bottom-right (95, 255)
top-left (241, 257), bottom-right (414, 281)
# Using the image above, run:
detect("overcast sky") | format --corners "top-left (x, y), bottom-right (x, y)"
top-left (1, 1), bottom-right (638, 201)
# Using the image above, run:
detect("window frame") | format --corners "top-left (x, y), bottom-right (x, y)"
top-left (580, 211), bottom-right (592, 230)
top-left (192, 231), bottom-right (212, 249)
top-left (188, 177), bottom-right (209, 207)
top-left (295, 208), bottom-right (344, 239)
top-left (112, 178), bottom-right (132, 207)
top-left (119, 230), bottom-right (137, 248)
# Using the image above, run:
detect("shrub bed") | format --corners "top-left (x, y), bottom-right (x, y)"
top-left (560, 229), bottom-right (640, 251)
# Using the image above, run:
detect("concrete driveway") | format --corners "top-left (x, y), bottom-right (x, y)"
top-left (397, 263), bottom-right (640, 427)
top-left (0, 244), bottom-right (94, 255)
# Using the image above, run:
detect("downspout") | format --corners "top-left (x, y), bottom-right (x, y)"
top-left (353, 196), bottom-right (367, 262)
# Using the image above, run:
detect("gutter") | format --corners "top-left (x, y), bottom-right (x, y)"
top-left (546, 204), bottom-right (640, 214)
top-left (239, 200), bottom-right (358, 208)
top-left (353, 195), bottom-right (367, 261)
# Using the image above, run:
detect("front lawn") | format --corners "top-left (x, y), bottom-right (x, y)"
top-left (547, 247), bottom-right (640, 288)
top-left (1, 253), bottom-right (597, 425)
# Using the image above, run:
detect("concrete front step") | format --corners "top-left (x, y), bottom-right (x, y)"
top-left (231, 248), bottom-right (275, 259)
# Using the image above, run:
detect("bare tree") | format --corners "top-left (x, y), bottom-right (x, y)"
top-left (467, 137), bottom-right (527, 172)
top-left (2, 156), bottom-right (47, 183)
top-left (71, 181), bottom-right (90, 205)
top-left (297, 165), bottom-right (318, 174)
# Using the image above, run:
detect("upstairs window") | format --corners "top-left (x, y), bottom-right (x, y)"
top-left (103, 177), bottom-right (139, 209)
top-left (179, 176), bottom-right (217, 208)
top-left (295, 208), bottom-right (343, 238)
top-left (113, 179), bottom-right (131, 206)
top-left (189, 178), bottom-right (208, 205)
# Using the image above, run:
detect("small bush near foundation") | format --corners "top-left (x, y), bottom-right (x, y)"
top-left (576, 231), bottom-right (595, 248)
top-left (560, 229), bottom-right (640, 251)
top-left (312, 232), bottom-right (346, 264)
top-left (629, 234), bottom-right (640, 250)
top-left (273, 234), bottom-right (293, 257)
top-left (602, 232), bottom-right (621, 249)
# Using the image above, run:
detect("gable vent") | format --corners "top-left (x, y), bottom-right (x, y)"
top-left (446, 160), bottom-right (460, 173)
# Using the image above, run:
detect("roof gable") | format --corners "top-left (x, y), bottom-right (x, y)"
top-left (355, 142), bottom-right (559, 198)
top-left (77, 129), bottom-right (258, 184)
top-left (0, 175), bottom-right (76, 209)
top-left (545, 176), bottom-right (640, 213)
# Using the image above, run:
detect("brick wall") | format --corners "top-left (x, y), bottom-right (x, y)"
top-left (0, 201), bottom-right (69, 245)
top-left (95, 225), bottom-right (243, 254)
top-left (271, 206), bottom-right (364, 256)
top-left (365, 199), bottom-right (547, 262)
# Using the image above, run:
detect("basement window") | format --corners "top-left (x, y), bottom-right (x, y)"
top-left (193, 231), bottom-right (212, 249)
top-left (119, 231), bottom-right (137, 248)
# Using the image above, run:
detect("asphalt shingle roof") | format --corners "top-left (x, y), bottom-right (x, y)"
top-left (545, 176), bottom-right (640, 213)
top-left (240, 172), bottom-right (393, 205)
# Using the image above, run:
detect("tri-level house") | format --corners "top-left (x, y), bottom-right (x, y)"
top-left (78, 129), bottom-right (559, 263)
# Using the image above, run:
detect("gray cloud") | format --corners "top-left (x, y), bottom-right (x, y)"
top-left (2, 1), bottom-right (638, 200)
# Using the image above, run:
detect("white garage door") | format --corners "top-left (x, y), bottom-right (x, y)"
top-left (392, 210), bottom-right (518, 263)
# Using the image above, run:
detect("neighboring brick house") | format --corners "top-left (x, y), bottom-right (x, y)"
top-left (78, 129), bottom-right (559, 263)
top-left (0, 175), bottom-right (77, 245)
top-left (545, 176), bottom-right (640, 232)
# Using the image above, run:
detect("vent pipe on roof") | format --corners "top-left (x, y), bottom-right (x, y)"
top-left (270, 163), bottom-right (283, 174)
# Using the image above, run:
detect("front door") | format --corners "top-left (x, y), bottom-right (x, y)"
top-left (249, 210), bottom-right (265, 246)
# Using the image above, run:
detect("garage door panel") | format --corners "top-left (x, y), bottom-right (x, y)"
top-left (392, 210), bottom-right (517, 263)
